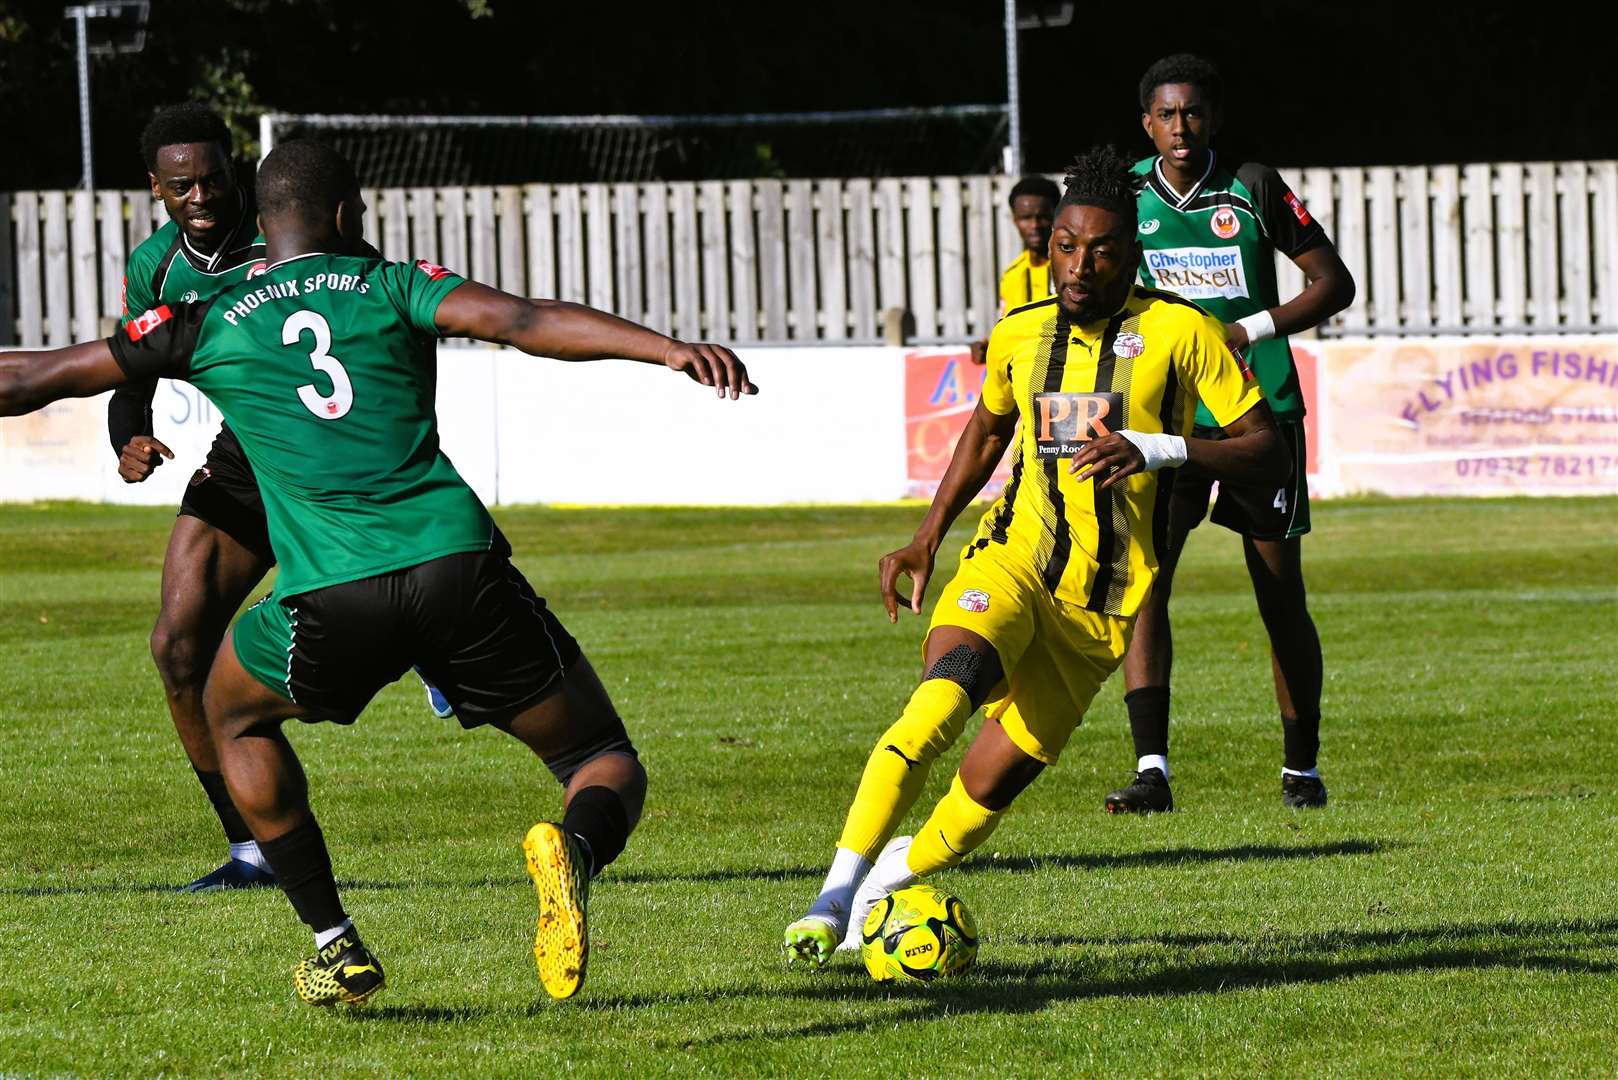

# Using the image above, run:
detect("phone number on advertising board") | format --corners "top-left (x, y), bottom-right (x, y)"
top-left (1455, 455), bottom-right (1618, 477)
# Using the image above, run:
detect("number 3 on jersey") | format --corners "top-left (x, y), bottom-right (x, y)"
top-left (283, 310), bottom-right (354, 419)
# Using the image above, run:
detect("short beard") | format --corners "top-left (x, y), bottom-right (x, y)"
top-left (1059, 278), bottom-right (1131, 323)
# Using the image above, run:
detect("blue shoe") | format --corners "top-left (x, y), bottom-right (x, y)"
top-left (179, 857), bottom-right (277, 893)
top-left (415, 666), bottom-right (454, 718)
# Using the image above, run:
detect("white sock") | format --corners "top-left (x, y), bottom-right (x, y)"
top-left (1138, 754), bottom-right (1171, 779)
top-left (229, 840), bottom-right (268, 870)
top-left (807, 848), bottom-right (872, 924)
top-left (1282, 766), bottom-right (1320, 778)
top-left (872, 841), bottom-right (919, 895)
top-left (314, 918), bottom-right (354, 950)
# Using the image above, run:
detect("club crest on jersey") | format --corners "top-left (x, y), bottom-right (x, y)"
top-left (1284, 190), bottom-right (1314, 227)
top-left (181, 290), bottom-right (199, 303)
top-left (958, 589), bottom-right (991, 613)
top-left (1138, 219), bottom-right (1160, 235)
top-left (1114, 331), bottom-right (1146, 359)
top-left (1032, 391), bottom-right (1123, 458)
top-left (125, 304), bottom-right (173, 341)
top-left (1210, 207), bottom-right (1241, 239)
top-left (415, 259), bottom-right (453, 281)
top-left (246, 262), bottom-right (269, 279)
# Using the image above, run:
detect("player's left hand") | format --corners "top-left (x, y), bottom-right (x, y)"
top-left (1224, 321), bottom-right (1251, 353)
top-left (1068, 433), bottom-right (1145, 490)
top-left (117, 435), bottom-right (174, 484)
top-left (663, 341), bottom-right (759, 399)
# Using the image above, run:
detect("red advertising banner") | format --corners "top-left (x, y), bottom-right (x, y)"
top-left (1319, 337), bottom-right (1618, 496)
top-left (905, 350), bottom-right (1014, 499)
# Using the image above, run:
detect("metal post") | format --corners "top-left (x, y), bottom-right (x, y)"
top-left (72, 6), bottom-right (93, 190)
top-left (258, 113), bottom-right (276, 162)
top-left (1003, 0), bottom-right (1021, 176)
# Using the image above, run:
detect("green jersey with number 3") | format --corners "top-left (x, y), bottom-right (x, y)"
top-left (1133, 152), bottom-right (1329, 424)
top-left (108, 251), bottom-right (495, 600)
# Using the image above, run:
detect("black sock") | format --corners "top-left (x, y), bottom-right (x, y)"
top-left (193, 768), bottom-right (254, 845)
top-left (561, 786), bottom-right (630, 878)
top-left (1281, 713), bottom-right (1321, 772)
top-left (1125, 686), bottom-right (1171, 761)
top-left (257, 818), bottom-right (347, 931)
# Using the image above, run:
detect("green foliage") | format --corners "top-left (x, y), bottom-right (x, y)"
top-left (0, 499), bottom-right (1614, 1076)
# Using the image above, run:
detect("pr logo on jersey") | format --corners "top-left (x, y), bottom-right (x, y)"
top-left (415, 259), bottom-right (453, 281)
top-left (125, 304), bottom-right (173, 342)
top-left (957, 589), bottom-right (991, 613)
top-left (1210, 207), bottom-right (1241, 239)
top-left (1032, 391), bottom-right (1123, 458)
top-left (181, 290), bottom-right (199, 303)
top-left (246, 262), bottom-right (269, 279)
top-left (1283, 190), bottom-right (1314, 227)
top-left (1138, 219), bottom-right (1160, 235)
top-left (1114, 331), bottom-right (1146, 359)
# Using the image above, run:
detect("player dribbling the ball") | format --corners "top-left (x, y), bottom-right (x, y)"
top-left (784, 145), bottom-right (1291, 967)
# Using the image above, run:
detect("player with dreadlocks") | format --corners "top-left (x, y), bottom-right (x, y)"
top-left (784, 145), bottom-right (1290, 966)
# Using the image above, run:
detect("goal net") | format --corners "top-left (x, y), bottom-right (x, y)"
top-left (260, 106), bottom-right (1011, 186)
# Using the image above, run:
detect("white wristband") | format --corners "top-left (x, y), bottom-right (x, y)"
top-left (1117, 430), bottom-right (1188, 472)
top-left (1235, 310), bottom-right (1276, 343)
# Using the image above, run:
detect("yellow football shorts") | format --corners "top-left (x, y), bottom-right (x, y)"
top-left (928, 542), bottom-right (1133, 765)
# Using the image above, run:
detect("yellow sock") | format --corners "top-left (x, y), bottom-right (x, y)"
top-left (907, 772), bottom-right (1005, 874)
top-left (836, 679), bottom-right (973, 859)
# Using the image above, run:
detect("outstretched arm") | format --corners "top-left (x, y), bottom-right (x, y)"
top-left (0, 341), bottom-right (129, 417)
top-left (880, 399), bottom-right (1019, 621)
top-left (433, 281), bottom-right (757, 398)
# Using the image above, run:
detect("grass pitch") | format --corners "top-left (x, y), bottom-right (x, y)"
top-left (1, 498), bottom-right (1614, 1078)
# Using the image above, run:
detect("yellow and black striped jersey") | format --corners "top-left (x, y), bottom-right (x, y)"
top-left (971, 285), bottom-right (1263, 617)
top-left (998, 250), bottom-right (1053, 313)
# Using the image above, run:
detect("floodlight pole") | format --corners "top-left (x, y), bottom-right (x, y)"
top-left (70, 6), bottom-right (93, 190)
top-left (1003, 0), bottom-right (1022, 176)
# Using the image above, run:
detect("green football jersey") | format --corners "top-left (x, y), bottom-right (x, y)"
top-left (1133, 153), bottom-right (1328, 423)
top-left (109, 199), bottom-right (267, 450)
top-left (108, 251), bottom-right (496, 600)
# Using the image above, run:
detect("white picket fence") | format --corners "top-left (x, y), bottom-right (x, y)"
top-left (3, 162), bottom-right (1616, 348)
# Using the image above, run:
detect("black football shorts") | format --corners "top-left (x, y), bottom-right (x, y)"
top-left (1171, 419), bottom-right (1312, 541)
top-left (233, 549), bottom-right (582, 728)
top-left (177, 423), bottom-right (276, 564)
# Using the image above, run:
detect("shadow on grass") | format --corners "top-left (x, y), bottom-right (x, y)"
top-left (346, 916), bottom-right (1618, 1033)
top-left (0, 839), bottom-right (1392, 896)
top-left (597, 839), bottom-right (1394, 888)
top-left (669, 915), bottom-right (1618, 1047)
top-left (953, 839), bottom-right (1393, 876)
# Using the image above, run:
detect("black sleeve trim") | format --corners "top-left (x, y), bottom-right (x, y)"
top-left (106, 379), bottom-right (157, 453)
top-left (106, 296), bottom-right (216, 382)
top-left (1235, 161), bottom-right (1329, 258)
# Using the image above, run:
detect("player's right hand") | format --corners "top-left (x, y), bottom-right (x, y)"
top-left (967, 339), bottom-right (989, 366)
top-left (663, 341), bottom-right (759, 399)
top-left (879, 540), bottom-right (935, 623)
top-left (117, 436), bottom-right (173, 484)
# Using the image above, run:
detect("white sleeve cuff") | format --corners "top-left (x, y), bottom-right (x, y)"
top-left (1235, 310), bottom-right (1276, 343)
top-left (1116, 430), bottom-right (1188, 472)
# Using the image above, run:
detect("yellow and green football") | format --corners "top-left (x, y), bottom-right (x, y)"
top-left (860, 883), bottom-right (978, 983)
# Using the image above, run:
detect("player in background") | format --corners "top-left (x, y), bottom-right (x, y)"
top-left (113, 107), bottom-right (453, 893)
top-left (1104, 55), bottom-right (1355, 814)
top-left (783, 146), bottom-right (1288, 967)
top-left (0, 140), bottom-right (758, 1005)
top-left (968, 176), bottom-right (1060, 366)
